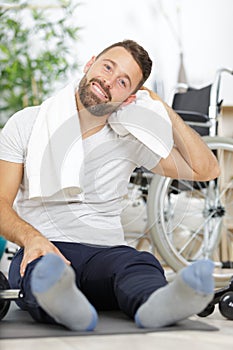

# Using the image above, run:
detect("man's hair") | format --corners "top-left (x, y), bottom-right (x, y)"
top-left (96, 39), bottom-right (152, 92)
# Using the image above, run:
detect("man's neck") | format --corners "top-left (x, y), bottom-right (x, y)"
top-left (75, 93), bottom-right (108, 140)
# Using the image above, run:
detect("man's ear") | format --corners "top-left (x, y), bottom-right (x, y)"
top-left (121, 94), bottom-right (137, 107)
top-left (84, 56), bottom-right (96, 73)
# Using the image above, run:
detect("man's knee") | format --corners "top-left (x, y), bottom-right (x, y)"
top-left (124, 250), bottom-right (165, 275)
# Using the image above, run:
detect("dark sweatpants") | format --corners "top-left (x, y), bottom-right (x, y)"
top-left (9, 242), bottom-right (167, 325)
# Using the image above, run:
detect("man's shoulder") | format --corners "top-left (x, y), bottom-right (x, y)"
top-left (3, 106), bottom-right (40, 138)
top-left (1, 105), bottom-right (41, 147)
top-left (10, 105), bottom-right (40, 123)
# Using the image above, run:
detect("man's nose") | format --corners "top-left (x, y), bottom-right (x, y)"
top-left (103, 76), bottom-right (115, 89)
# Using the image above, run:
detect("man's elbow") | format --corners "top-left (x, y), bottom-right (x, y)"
top-left (207, 162), bottom-right (221, 181)
top-left (196, 159), bottom-right (220, 181)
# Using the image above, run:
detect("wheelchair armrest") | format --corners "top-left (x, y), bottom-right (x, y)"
top-left (175, 110), bottom-right (209, 123)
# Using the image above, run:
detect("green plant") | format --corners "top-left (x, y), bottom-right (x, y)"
top-left (0, 0), bottom-right (81, 126)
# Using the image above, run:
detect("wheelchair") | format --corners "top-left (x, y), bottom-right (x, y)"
top-left (123, 68), bottom-right (233, 288)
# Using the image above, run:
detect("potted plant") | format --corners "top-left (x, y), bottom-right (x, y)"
top-left (0, 0), bottom-right (81, 126)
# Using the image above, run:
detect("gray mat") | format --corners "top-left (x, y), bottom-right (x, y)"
top-left (0, 303), bottom-right (219, 339)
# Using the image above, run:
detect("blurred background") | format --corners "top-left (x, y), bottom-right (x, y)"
top-left (0, 0), bottom-right (233, 126)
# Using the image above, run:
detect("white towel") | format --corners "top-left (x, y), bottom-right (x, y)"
top-left (26, 81), bottom-right (173, 201)
top-left (108, 90), bottom-right (173, 159)
top-left (26, 80), bottom-right (85, 201)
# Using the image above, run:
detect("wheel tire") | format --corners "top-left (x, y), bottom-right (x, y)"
top-left (198, 303), bottom-right (215, 317)
top-left (219, 291), bottom-right (233, 320)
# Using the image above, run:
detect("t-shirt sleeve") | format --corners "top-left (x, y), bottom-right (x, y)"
top-left (0, 111), bottom-right (27, 163)
top-left (135, 142), bottom-right (162, 170)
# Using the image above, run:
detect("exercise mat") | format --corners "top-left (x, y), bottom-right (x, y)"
top-left (0, 303), bottom-right (218, 339)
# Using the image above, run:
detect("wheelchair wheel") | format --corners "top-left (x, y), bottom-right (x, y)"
top-left (147, 136), bottom-right (233, 287)
top-left (219, 291), bottom-right (233, 320)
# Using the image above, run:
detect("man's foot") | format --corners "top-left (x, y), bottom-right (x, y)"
top-left (135, 259), bottom-right (214, 328)
top-left (31, 253), bottom-right (98, 331)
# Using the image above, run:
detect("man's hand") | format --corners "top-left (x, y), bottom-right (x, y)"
top-left (140, 86), bottom-right (162, 102)
top-left (140, 86), bottom-right (220, 181)
top-left (20, 235), bottom-right (71, 277)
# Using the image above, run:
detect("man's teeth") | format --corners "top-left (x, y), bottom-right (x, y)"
top-left (93, 84), bottom-right (107, 98)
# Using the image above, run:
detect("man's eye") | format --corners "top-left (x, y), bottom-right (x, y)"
top-left (104, 64), bottom-right (111, 71)
top-left (119, 79), bottom-right (126, 87)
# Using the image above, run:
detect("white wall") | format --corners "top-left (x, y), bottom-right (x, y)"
top-left (18, 0), bottom-right (233, 104)
top-left (74, 0), bottom-right (233, 104)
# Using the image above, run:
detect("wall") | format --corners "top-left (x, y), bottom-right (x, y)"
top-left (74, 0), bottom-right (233, 104)
top-left (3, 0), bottom-right (232, 104)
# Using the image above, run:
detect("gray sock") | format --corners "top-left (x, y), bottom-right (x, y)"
top-left (135, 259), bottom-right (214, 328)
top-left (31, 253), bottom-right (98, 331)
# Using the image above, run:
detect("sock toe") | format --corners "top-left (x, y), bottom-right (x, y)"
top-left (31, 253), bottom-right (67, 294)
top-left (181, 259), bottom-right (215, 294)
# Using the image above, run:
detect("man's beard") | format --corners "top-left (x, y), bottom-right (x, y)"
top-left (78, 76), bottom-right (121, 116)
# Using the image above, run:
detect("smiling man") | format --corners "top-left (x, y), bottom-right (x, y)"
top-left (0, 40), bottom-right (219, 331)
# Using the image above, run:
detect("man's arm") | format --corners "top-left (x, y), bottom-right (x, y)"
top-left (0, 160), bottom-right (70, 276)
top-left (142, 88), bottom-right (220, 181)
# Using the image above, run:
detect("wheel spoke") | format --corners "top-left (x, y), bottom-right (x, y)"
top-left (148, 138), bottom-right (233, 286)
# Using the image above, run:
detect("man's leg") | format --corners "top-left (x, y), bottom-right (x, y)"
top-left (135, 259), bottom-right (214, 328)
top-left (8, 244), bottom-right (98, 331)
top-left (80, 245), bottom-right (168, 316)
top-left (80, 245), bottom-right (214, 328)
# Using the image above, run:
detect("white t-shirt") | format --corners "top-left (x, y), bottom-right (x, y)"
top-left (0, 106), bottom-right (162, 246)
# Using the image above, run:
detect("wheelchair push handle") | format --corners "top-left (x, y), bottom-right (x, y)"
top-left (218, 67), bottom-right (233, 75)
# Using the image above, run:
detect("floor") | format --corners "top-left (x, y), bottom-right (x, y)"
top-left (0, 308), bottom-right (232, 350)
top-left (1, 243), bottom-right (233, 349)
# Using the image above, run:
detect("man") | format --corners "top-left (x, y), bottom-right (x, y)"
top-left (0, 40), bottom-right (220, 331)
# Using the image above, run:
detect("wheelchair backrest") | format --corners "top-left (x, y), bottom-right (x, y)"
top-left (172, 85), bottom-right (212, 136)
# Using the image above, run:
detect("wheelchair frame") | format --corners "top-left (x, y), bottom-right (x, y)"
top-left (124, 68), bottom-right (233, 287)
